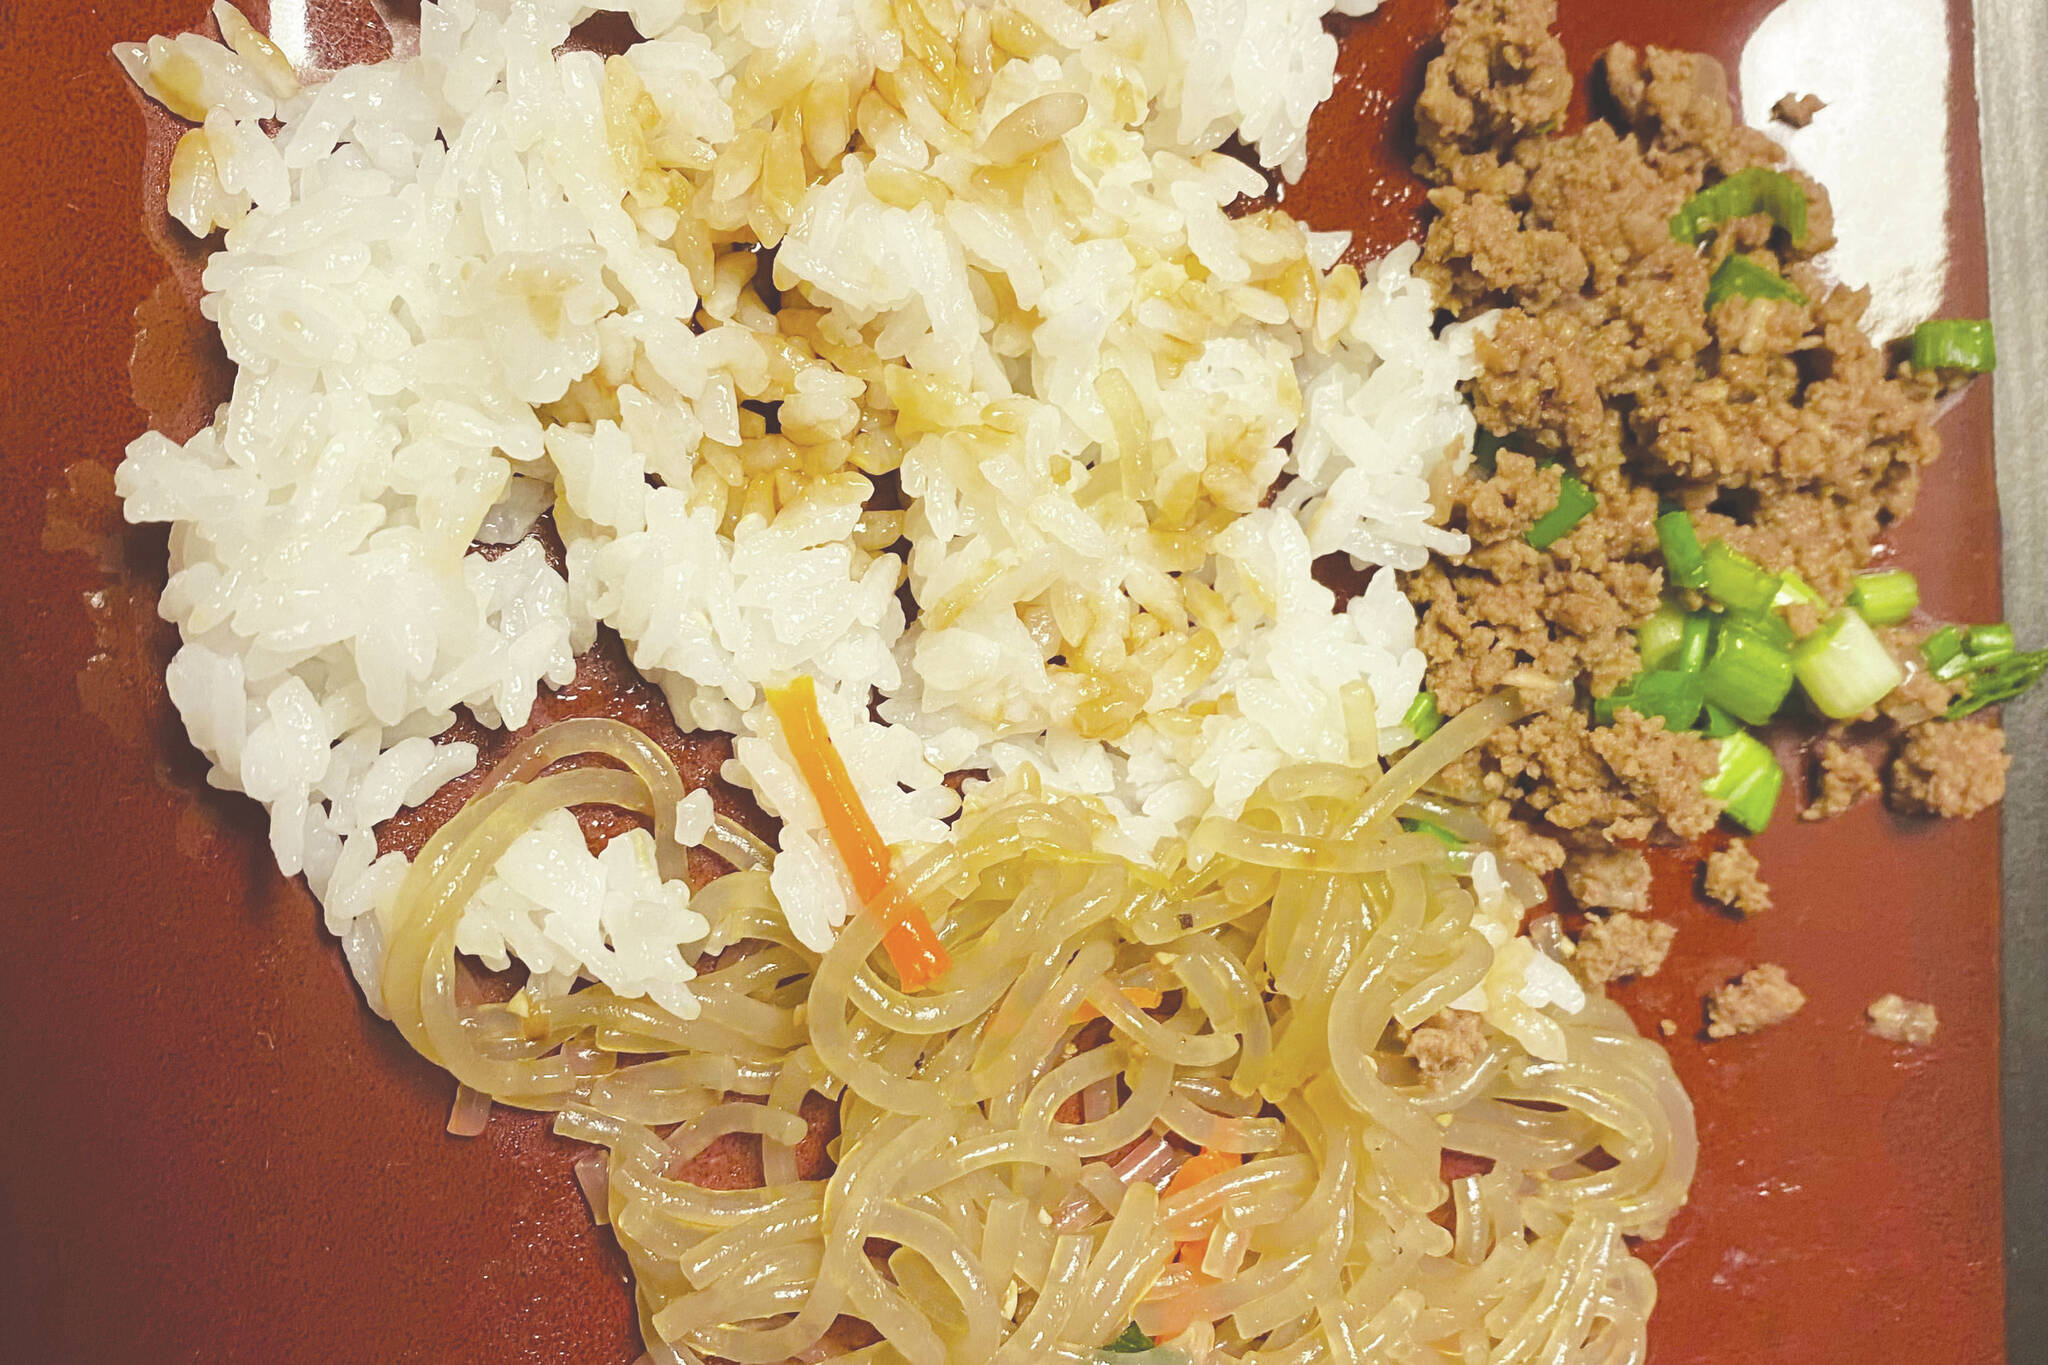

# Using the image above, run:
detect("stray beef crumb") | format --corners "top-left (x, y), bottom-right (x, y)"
top-left (1803, 737), bottom-right (1882, 820)
top-left (1706, 963), bottom-right (1807, 1038)
top-left (1564, 846), bottom-right (1651, 912)
top-left (1573, 912), bottom-right (1675, 987)
top-left (1407, 1010), bottom-right (1488, 1082)
top-left (1771, 93), bottom-right (1826, 128)
top-left (1659, 1018), bottom-right (1678, 1037)
top-left (1867, 993), bottom-right (1939, 1046)
top-left (1702, 839), bottom-right (1772, 916)
top-left (1890, 719), bottom-right (2010, 819)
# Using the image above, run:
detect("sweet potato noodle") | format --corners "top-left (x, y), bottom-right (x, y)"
top-left (378, 697), bottom-right (1695, 1364)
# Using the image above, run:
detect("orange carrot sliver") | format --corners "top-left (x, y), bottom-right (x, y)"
top-left (1073, 987), bottom-right (1165, 1024)
top-left (764, 677), bottom-right (950, 990)
top-left (1165, 1147), bottom-right (1242, 1271)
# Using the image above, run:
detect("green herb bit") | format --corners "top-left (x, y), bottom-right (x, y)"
top-left (1701, 703), bottom-right (1743, 739)
top-left (1848, 570), bottom-right (1919, 627)
top-left (1594, 670), bottom-right (1707, 732)
top-left (1909, 319), bottom-right (1996, 373)
top-left (1966, 623), bottom-right (2016, 661)
top-left (1527, 473), bottom-right (1596, 551)
top-left (1702, 622), bottom-right (1796, 726)
top-left (1947, 648), bottom-right (2048, 719)
top-left (1705, 255), bottom-right (1809, 311)
top-left (1400, 817), bottom-right (1466, 849)
top-left (1793, 609), bottom-right (1905, 719)
top-left (1705, 729), bottom-right (1785, 834)
top-left (1772, 568), bottom-right (1826, 613)
top-left (1670, 167), bottom-right (1811, 247)
top-left (1402, 691), bottom-right (1444, 743)
top-left (1103, 1323), bottom-right (1157, 1354)
top-left (1702, 540), bottom-right (1782, 615)
top-left (1655, 509), bottom-right (1709, 591)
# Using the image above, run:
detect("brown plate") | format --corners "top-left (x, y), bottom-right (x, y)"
top-left (0, 1), bottom-right (2005, 1360)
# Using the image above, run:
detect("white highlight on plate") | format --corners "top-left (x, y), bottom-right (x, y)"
top-left (1739, 0), bottom-right (1950, 342)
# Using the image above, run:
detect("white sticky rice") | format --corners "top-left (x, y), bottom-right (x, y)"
top-left (115, 0), bottom-right (1486, 1017)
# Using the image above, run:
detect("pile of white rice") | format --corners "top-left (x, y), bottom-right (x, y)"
top-left (116, 0), bottom-right (1489, 1019)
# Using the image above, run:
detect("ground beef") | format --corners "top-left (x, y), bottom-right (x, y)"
top-left (1563, 846), bottom-right (1651, 911)
top-left (1702, 838), bottom-right (1772, 916)
top-left (1407, 1010), bottom-right (1489, 1082)
top-left (1876, 627), bottom-right (1963, 726)
top-left (1771, 93), bottom-right (1826, 128)
top-left (1866, 993), bottom-right (1939, 1046)
top-left (1802, 737), bottom-right (1881, 821)
top-left (1573, 912), bottom-right (1675, 987)
top-left (1405, 0), bottom-right (1955, 865)
top-left (1706, 963), bottom-right (1807, 1038)
top-left (1889, 719), bottom-right (2010, 818)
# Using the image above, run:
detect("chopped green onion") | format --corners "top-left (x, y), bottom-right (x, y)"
top-left (1527, 473), bottom-right (1597, 550)
top-left (1675, 612), bottom-right (1714, 674)
top-left (1594, 669), bottom-right (1707, 731)
top-left (1702, 541), bottom-right (1782, 615)
top-left (1848, 570), bottom-right (1919, 626)
top-left (1705, 255), bottom-right (1809, 310)
top-left (1401, 817), bottom-right (1466, 849)
top-left (1638, 601), bottom-right (1688, 671)
top-left (1933, 643), bottom-right (1983, 683)
top-left (1402, 691), bottom-right (1443, 742)
top-left (1793, 609), bottom-right (1906, 719)
top-left (1910, 319), bottom-right (1996, 372)
top-left (1655, 509), bottom-right (1709, 591)
top-left (1741, 607), bottom-right (1798, 652)
top-left (1947, 648), bottom-right (2048, 719)
top-left (1921, 624), bottom-right (1966, 673)
top-left (1103, 1323), bottom-right (1157, 1353)
top-left (1966, 623), bottom-right (2016, 661)
top-left (1670, 167), bottom-right (1811, 246)
top-left (1705, 729), bottom-right (1785, 834)
top-left (1772, 568), bottom-right (1826, 613)
top-left (1701, 703), bottom-right (1743, 739)
top-left (1702, 622), bottom-right (1796, 726)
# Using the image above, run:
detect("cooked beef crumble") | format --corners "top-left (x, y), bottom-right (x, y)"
top-left (1702, 838), bottom-right (1771, 916)
top-left (1706, 963), bottom-right (1806, 1038)
top-left (1405, 0), bottom-right (2010, 907)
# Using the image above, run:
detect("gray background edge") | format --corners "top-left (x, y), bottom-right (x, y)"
top-left (1979, 0), bottom-right (2047, 1354)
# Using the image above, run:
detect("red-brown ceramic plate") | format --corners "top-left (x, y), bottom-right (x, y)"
top-left (0, 2), bottom-right (2005, 1361)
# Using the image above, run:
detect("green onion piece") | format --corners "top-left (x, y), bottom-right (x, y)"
top-left (1103, 1323), bottom-right (1157, 1354)
top-left (1910, 319), bottom-right (1996, 372)
top-left (1594, 670), bottom-right (1707, 731)
top-left (1527, 473), bottom-right (1597, 550)
top-left (1675, 612), bottom-right (1714, 674)
top-left (1921, 624), bottom-right (1966, 673)
top-left (1705, 729), bottom-right (1785, 834)
top-left (1670, 167), bottom-right (1811, 246)
top-left (1933, 643), bottom-right (1983, 683)
top-left (1741, 607), bottom-right (1798, 652)
top-left (1793, 609), bottom-right (1906, 719)
top-left (1966, 623), bottom-right (2016, 660)
top-left (1638, 601), bottom-right (1688, 671)
top-left (1702, 540), bottom-right (1782, 614)
top-left (1400, 817), bottom-right (1466, 849)
top-left (1702, 703), bottom-right (1743, 739)
top-left (1773, 568), bottom-right (1826, 613)
top-left (1702, 622), bottom-right (1796, 726)
top-left (1655, 509), bottom-right (1709, 591)
top-left (1705, 255), bottom-right (1809, 310)
top-left (1848, 570), bottom-right (1919, 627)
top-left (1947, 648), bottom-right (2048, 719)
top-left (1402, 691), bottom-right (1443, 742)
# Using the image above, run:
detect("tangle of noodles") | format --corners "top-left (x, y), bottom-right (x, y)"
top-left (379, 697), bottom-right (1696, 1364)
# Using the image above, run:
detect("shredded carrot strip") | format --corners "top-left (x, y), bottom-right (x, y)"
top-left (1164, 1147), bottom-right (1243, 1270)
top-left (1073, 987), bottom-right (1166, 1024)
top-left (764, 676), bottom-right (950, 990)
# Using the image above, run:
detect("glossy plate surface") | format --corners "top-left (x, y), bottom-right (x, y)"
top-left (0, 2), bottom-right (2004, 1360)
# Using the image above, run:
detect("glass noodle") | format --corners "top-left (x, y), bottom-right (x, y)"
top-left (378, 697), bottom-right (1694, 1363)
